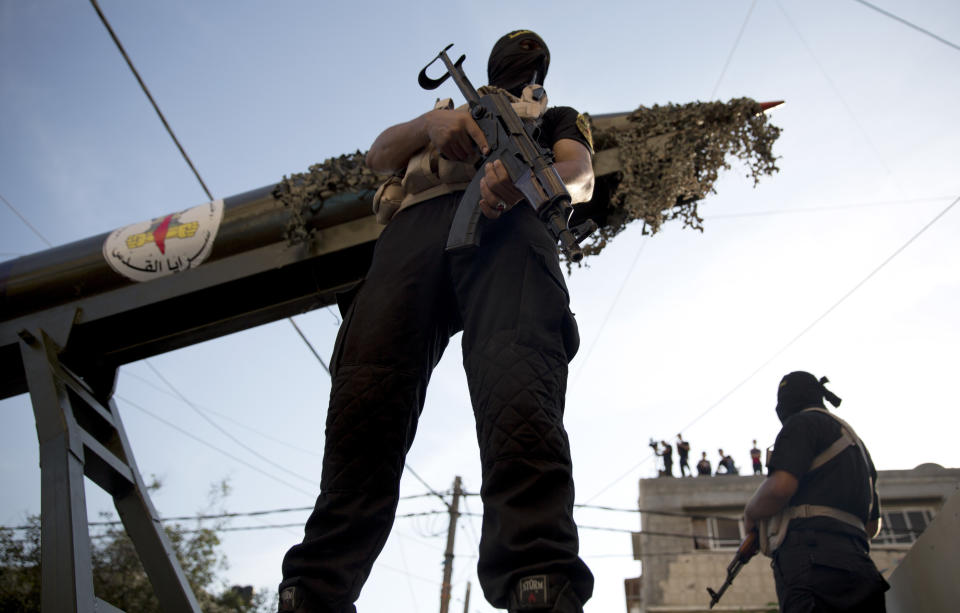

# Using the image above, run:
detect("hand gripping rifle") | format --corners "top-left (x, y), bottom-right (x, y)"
top-left (418, 44), bottom-right (596, 262)
top-left (706, 530), bottom-right (758, 609)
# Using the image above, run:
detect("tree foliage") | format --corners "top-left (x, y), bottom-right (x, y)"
top-left (0, 480), bottom-right (272, 612)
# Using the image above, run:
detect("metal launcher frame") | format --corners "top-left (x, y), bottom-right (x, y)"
top-left (0, 106), bottom-right (760, 610)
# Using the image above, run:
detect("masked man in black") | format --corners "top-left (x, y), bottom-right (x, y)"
top-left (278, 30), bottom-right (595, 613)
top-left (743, 372), bottom-right (889, 612)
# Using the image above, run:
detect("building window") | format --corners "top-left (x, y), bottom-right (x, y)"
top-left (693, 516), bottom-right (743, 550)
top-left (874, 508), bottom-right (934, 545)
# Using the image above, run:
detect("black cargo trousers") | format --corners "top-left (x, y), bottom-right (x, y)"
top-left (280, 192), bottom-right (594, 612)
top-left (773, 529), bottom-right (889, 612)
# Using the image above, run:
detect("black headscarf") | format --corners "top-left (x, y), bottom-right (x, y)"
top-left (487, 30), bottom-right (550, 97)
top-left (775, 371), bottom-right (842, 424)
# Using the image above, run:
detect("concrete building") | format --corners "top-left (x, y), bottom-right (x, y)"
top-left (624, 464), bottom-right (960, 613)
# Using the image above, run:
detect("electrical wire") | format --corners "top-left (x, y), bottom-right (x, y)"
top-left (683, 194), bottom-right (960, 427)
top-left (116, 394), bottom-right (316, 498)
top-left (582, 194), bottom-right (960, 503)
top-left (705, 196), bottom-right (954, 219)
top-left (709, 0), bottom-right (759, 100)
top-left (405, 464), bottom-right (452, 510)
top-left (0, 191), bottom-right (52, 247)
top-left (89, 0), bottom-right (212, 200)
top-left (326, 306), bottom-right (342, 325)
top-left (463, 491), bottom-right (757, 521)
top-left (144, 360), bottom-right (319, 486)
top-left (81, 492), bottom-right (448, 527)
top-left (775, 0), bottom-right (896, 182)
top-left (569, 233), bottom-right (647, 390)
top-left (458, 488), bottom-right (483, 564)
top-left (851, 0), bottom-right (960, 52)
top-left (582, 452), bottom-right (656, 504)
top-left (90, 0), bottom-right (331, 373)
top-left (120, 367), bottom-right (324, 458)
top-left (288, 316), bottom-right (330, 373)
top-left (396, 534), bottom-right (421, 612)
top-left (4, 504), bottom-right (930, 542)
top-left (573, 193), bottom-right (948, 394)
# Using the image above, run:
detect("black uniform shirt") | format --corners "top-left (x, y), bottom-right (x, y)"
top-left (538, 107), bottom-right (594, 155)
top-left (768, 408), bottom-right (880, 537)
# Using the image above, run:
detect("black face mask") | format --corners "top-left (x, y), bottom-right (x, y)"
top-left (775, 371), bottom-right (842, 424)
top-left (487, 30), bottom-right (550, 97)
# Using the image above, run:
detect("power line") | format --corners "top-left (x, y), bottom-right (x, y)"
top-left (3, 504), bottom-right (929, 541)
top-left (457, 487), bottom-right (483, 562)
top-left (116, 394), bottom-right (316, 498)
top-left (0, 492), bottom-right (448, 533)
top-left (679, 195), bottom-right (960, 434)
top-left (120, 510), bottom-right (450, 534)
top-left (570, 233), bottom-right (647, 390)
top-left (289, 317), bottom-right (330, 373)
top-left (705, 196), bottom-right (954, 219)
top-left (89, 0), bottom-right (212, 200)
top-left (775, 0), bottom-right (897, 183)
top-left (326, 306), bottom-right (342, 325)
top-left (120, 367), bottom-right (324, 458)
top-left (90, 0), bottom-right (331, 374)
top-left (709, 0), bottom-right (759, 100)
top-left (405, 464), bottom-right (452, 510)
top-left (575, 503), bottom-right (731, 521)
top-left (582, 452), bottom-right (655, 504)
top-left (583, 194), bottom-right (960, 503)
top-left (86, 492), bottom-right (446, 526)
top-left (851, 0), bottom-right (960, 52)
top-left (0, 191), bottom-right (52, 247)
top-left (144, 360), bottom-right (319, 486)
top-left (462, 492), bottom-right (749, 521)
top-left (396, 534), bottom-right (423, 611)
top-left (55, 495), bottom-right (750, 528)
top-left (5, 517), bottom-right (929, 541)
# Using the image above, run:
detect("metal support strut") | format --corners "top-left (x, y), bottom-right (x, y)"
top-left (19, 317), bottom-right (201, 613)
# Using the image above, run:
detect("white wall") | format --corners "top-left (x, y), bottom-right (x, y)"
top-left (886, 489), bottom-right (960, 613)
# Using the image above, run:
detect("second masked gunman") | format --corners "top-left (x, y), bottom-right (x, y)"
top-left (277, 30), bottom-right (596, 613)
top-left (742, 372), bottom-right (889, 612)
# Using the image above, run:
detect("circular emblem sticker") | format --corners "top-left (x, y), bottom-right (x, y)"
top-left (102, 199), bottom-right (225, 282)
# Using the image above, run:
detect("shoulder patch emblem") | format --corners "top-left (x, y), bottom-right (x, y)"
top-left (576, 113), bottom-right (594, 153)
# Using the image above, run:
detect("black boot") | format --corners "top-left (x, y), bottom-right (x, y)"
top-left (508, 574), bottom-right (583, 613)
top-left (277, 586), bottom-right (357, 613)
top-left (278, 586), bottom-right (307, 613)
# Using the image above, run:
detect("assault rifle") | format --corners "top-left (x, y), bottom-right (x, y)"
top-left (417, 44), bottom-right (596, 261)
top-left (706, 530), bottom-right (758, 609)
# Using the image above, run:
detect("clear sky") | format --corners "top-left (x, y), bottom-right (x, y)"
top-left (2, 1), bottom-right (959, 611)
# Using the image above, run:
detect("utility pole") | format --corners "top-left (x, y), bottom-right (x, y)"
top-left (463, 581), bottom-right (471, 613)
top-left (439, 475), bottom-right (462, 613)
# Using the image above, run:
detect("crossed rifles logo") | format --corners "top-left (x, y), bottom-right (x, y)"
top-left (125, 213), bottom-right (199, 254)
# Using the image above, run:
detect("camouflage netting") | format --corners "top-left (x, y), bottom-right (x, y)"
top-left (273, 98), bottom-right (781, 257)
top-left (578, 97), bottom-right (781, 260)
top-left (273, 151), bottom-right (389, 245)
